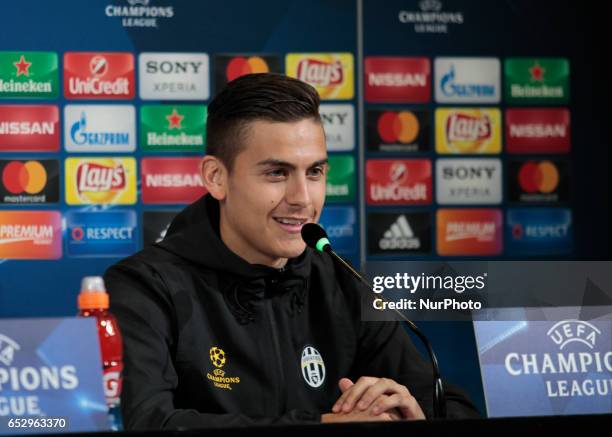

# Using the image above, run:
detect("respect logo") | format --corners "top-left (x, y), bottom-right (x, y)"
top-left (65, 158), bottom-right (136, 205)
top-left (286, 53), bottom-right (354, 100)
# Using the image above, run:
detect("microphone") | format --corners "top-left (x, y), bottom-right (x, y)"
top-left (301, 223), bottom-right (447, 419)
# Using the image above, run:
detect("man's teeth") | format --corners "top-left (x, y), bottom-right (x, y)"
top-left (275, 218), bottom-right (306, 225)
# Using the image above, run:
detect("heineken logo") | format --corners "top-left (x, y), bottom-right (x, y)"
top-left (0, 52), bottom-right (58, 98)
top-left (505, 58), bottom-right (569, 103)
top-left (326, 155), bottom-right (355, 202)
top-left (166, 109), bottom-right (184, 130)
top-left (13, 55), bottom-right (32, 76)
top-left (529, 62), bottom-right (545, 82)
top-left (140, 105), bottom-right (206, 152)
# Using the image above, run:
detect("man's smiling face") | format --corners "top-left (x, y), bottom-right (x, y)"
top-left (218, 118), bottom-right (328, 268)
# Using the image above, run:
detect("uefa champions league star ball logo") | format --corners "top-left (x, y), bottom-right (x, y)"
top-left (301, 346), bottom-right (326, 388)
top-left (209, 347), bottom-right (226, 368)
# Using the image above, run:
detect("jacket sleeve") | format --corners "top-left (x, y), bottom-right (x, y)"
top-left (104, 260), bottom-right (321, 430)
top-left (350, 319), bottom-right (481, 419)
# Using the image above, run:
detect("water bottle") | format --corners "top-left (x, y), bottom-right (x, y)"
top-left (77, 276), bottom-right (124, 431)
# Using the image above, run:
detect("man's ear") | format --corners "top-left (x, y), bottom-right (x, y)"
top-left (200, 155), bottom-right (227, 201)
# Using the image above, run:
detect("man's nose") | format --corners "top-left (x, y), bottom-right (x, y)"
top-left (285, 174), bottom-right (311, 208)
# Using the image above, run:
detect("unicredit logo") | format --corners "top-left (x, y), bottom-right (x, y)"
top-left (89, 55), bottom-right (109, 77)
top-left (76, 163), bottom-right (126, 194)
top-left (366, 159), bottom-right (431, 205)
top-left (64, 52), bottom-right (135, 99)
top-left (447, 113), bottom-right (491, 141)
top-left (296, 59), bottom-right (343, 86)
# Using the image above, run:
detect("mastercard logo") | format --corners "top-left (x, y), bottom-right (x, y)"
top-left (226, 56), bottom-right (269, 82)
top-left (518, 161), bottom-right (559, 193)
top-left (377, 111), bottom-right (419, 144)
top-left (1, 161), bottom-right (47, 194)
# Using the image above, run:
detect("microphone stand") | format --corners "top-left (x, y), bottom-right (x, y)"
top-left (325, 247), bottom-right (447, 419)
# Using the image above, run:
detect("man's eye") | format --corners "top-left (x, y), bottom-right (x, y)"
top-left (267, 169), bottom-right (286, 177)
top-left (309, 167), bottom-right (324, 177)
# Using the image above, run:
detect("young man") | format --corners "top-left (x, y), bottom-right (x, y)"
top-left (104, 73), bottom-right (479, 429)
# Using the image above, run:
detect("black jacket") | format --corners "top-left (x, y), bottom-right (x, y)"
top-left (104, 195), bottom-right (479, 429)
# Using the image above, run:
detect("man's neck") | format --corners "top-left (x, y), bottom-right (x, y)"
top-left (218, 211), bottom-right (288, 269)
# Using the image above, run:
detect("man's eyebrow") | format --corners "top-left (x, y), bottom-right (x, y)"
top-left (256, 158), bottom-right (329, 169)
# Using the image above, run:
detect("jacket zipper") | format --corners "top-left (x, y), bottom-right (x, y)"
top-left (265, 297), bottom-right (287, 414)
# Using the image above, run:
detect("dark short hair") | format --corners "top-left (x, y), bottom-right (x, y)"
top-left (206, 73), bottom-right (321, 172)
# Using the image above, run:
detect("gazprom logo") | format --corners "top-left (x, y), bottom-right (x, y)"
top-left (70, 112), bottom-right (129, 146)
top-left (440, 64), bottom-right (495, 98)
top-left (64, 105), bottom-right (135, 152)
top-left (0, 333), bottom-right (20, 366)
top-left (435, 58), bottom-right (500, 103)
top-left (547, 320), bottom-right (601, 350)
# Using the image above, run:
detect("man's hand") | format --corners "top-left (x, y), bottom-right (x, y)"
top-left (321, 385), bottom-right (401, 423)
top-left (331, 377), bottom-right (426, 420)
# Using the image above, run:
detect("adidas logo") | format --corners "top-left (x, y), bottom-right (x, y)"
top-left (379, 215), bottom-right (420, 250)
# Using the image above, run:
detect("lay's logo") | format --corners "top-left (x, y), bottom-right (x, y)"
top-left (286, 53), bottom-right (354, 100)
top-left (77, 162), bottom-right (126, 194)
top-left (65, 158), bottom-right (136, 205)
top-left (436, 108), bottom-right (501, 154)
top-left (297, 58), bottom-right (343, 86)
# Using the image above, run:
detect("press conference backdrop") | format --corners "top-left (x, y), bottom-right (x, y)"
top-left (0, 0), bottom-right (608, 418)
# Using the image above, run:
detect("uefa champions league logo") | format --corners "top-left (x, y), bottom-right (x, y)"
top-left (547, 320), bottom-right (600, 350)
top-left (0, 333), bottom-right (20, 366)
top-left (419, 0), bottom-right (442, 12)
